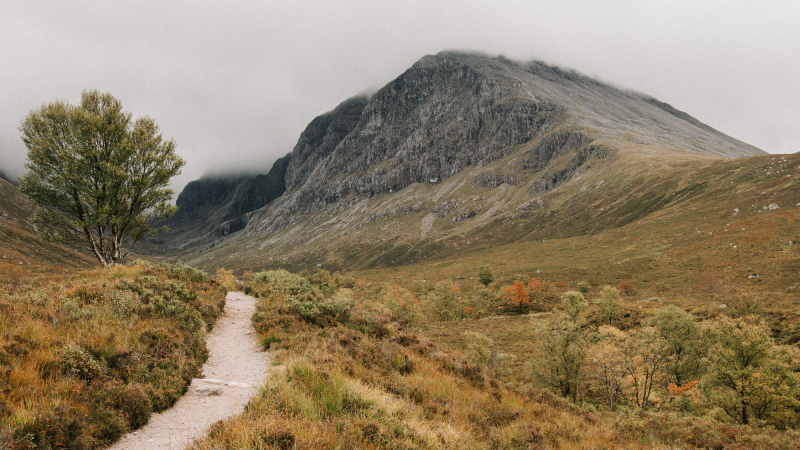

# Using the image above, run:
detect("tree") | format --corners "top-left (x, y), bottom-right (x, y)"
top-left (702, 315), bottom-right (800, 427)
top-left (561, 290), bottom-right (588, 322)
top-left (477, 265), bottom-right (494, 286)
top-left (588, 326), bottom-right (627, 411)
top-left (529, 311), bottom-right (588, 403)
top-left (594, 285), bottom-right (623, 325)
top-left (617, 280), bottom-right (635, 296)
top-left (19, 90), bottom-right (184, 267)
top-left (648, 305), bottom-right (704, 389)
top-left (429, 281), bottom-right (464, 321)
top-left (505, 281), bottom-right (530, 313)
top-left (527, 277), bottom-right (542, 292)
top-left (618, 326), bottom-right (671, 411)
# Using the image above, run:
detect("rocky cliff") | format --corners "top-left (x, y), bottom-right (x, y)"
top-left (149, 51), bottom-right (766, 269)
top-left (244, 51), bottom-right (761, 234)
top-left (147, 153), bottom-right (291, 250)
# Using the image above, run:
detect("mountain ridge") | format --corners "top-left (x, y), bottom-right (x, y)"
top-left (146, 51), bottom-right (766, 268)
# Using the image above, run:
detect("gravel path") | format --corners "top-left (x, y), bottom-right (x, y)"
top-left (109, 291), bottom-right (270, 450)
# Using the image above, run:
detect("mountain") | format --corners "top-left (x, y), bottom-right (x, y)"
top-left (144, 153), bottom-right (291, 252)
top-left (148, 51), bottom-right (780, 276)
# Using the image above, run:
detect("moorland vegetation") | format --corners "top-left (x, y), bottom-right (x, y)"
top-left (0, 261), bottom-right (226, 449)
top-left (189, 268), bottom-right (799, 450)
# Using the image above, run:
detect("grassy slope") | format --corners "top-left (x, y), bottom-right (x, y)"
top-left (353, 152), bottom-right (800, 303)
top-left (0, 178), bottom-right (98, 282)
top-left (187, 273), bottom-right (799, 450)
top-left (182, 150), bottom-right (799, 311)
top-left (0, 261), bottom-right (226, 449)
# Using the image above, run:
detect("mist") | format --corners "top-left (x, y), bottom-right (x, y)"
top-left (2, 1), bottom-right (798, 196)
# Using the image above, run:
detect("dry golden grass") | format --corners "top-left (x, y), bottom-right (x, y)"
top-left (0, 261), bottom-right (226, 449)
top-left (190, 272), bottom-right (800, 449)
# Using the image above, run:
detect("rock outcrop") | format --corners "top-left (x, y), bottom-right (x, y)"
top-left (150, 51), bottom-right (766, 259)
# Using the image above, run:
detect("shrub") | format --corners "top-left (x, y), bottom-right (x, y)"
top-left (618, 280), bottom-right (635, 296)
top-left (58, 344), bottom-right (104, 383)
top-left (477, 265), bottom-right (494, 286)
top-left (97, 380), bottom-right (152, 428)
top-left (251, 269), bottom-right (312, 304)
top-left (288, 290), bottom-right (354, 326)
top-left (577, 281), bottom-right (591, 293)
top-left (464, 331), bottom-right (494, 372)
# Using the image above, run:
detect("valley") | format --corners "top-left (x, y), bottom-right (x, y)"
top-left (1, 51), bottom-right (798, 448)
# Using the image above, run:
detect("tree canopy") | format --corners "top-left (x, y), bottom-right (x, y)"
top-left (19, 90), bottom-right (184, 267)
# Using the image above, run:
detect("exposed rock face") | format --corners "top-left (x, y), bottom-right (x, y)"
top-left (151, 153), bottom-right (291, 247)
top-left (154, 51), bottom-right (766, 257)
top-left (169, 177), bottom-right (244, 227)
top-left (285, 97), bottom-right (368, 191)
top-left (205, 154), bottom-right (291, 236)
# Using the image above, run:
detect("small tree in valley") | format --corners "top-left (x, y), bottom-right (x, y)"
top-left (527, 277), bottom-right (542, 293)
top-left (19, 90), bottom-right (184, 267)
top-left (618, 280), bottom-right (635, 296)
top-left (588, 325), bottom-right (627, 411)
top-left (215, 268), bottom-right (237, 292)
top-left (529, 311), bottom-right (588, 403)
top-left (505, 281), bottom-right (530, 313)
top-left (619, 326), bottom-right (671, 411)
top-left (649, 305), bottom-right (704, 389)
top-left (477, 265), bottom-right (494, 286)
top-left (561, 290), bottom-right (588, 322)
top-left (702, 315), bottom-right (800, 427)
top-left (594, 285), bottom-right (622, 325)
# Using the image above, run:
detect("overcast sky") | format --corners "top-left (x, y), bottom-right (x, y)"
top-left (2, 1), bottom-right (798, 193)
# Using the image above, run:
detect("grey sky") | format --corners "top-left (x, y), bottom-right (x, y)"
top-left (2, 1), bottom-right (798, 194)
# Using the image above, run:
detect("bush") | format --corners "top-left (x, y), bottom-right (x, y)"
top-left (58, 344), bottom-right (104, 383)
top-left (251, 270), bottom-right (312, 304)
top-left (288, 290), bottom-right (354, 326)
top-left (97, 380), bottom-right (152, 428)
top-left (618, 281), bottom-right (635, 296)
top-left (477, 265), bottom-right (494, 286)
top-left (577, 281), bottom-right (591, 293)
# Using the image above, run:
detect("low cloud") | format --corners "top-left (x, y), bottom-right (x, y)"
top-left (2, 2), bottom-right (798, 196)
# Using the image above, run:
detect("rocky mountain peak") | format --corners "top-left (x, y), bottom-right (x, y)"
top-left (151, 51), bottom-right (766, 262)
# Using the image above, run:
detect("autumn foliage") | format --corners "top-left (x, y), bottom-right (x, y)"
top-left (505, 281), bottom-right (530, 313)
top-left (527, 277), bottom-right (542, 292)
top-left (617, 280), bottom-right (634, 296)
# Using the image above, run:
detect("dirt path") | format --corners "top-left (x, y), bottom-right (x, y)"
top-left (110, 291), bottom-right (270, 450)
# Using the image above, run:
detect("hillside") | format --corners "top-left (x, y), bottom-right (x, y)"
top-left (146, 51), bottom-right (775, 280)
top-left (0, 177), bottom-right (97, 279)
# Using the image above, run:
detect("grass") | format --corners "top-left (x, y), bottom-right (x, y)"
top-left (188, 270), bottom-right (800, 450)
top-left (173, 151), bottom-right (799, 321)
top-left (0, 260), bottom-right (226, 449)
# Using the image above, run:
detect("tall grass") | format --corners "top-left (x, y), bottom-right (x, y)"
top-left (0, 261), bottom-right (226, 449)
top-left (186, 269), bottom-right (796, 449)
